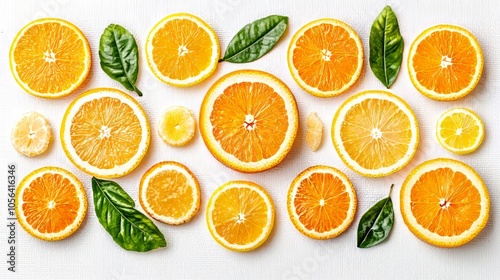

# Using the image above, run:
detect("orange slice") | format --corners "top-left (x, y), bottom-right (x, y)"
top-left (287, 18), bottom-right (364, 97)
top-left (61, 88), bottom-right (150, 178)
top-left (206, 181), bottom-right (274, 252)
top-left (401, 158), bottom-right (490, 247)
top-left (139, 161), bottom-right (201, 225)
top-left (10, 18), bottom-right (91, 98)
top-left (145, 13), bottom-right (220, 87)
top-left (332, 90), bottom-right (419, 177)
top-left (408, 25), bottom-right (483, 101)
top-left (436, 108), bottom-right (484, 154)
top-left (11, 112), bottom-right (52, 157)
top-left (287, 165), bottom-right (357, 239)
top-left (158, 106), bottom-right (196, 146)
top-left (199, 69), bottom-right (299, 173)
top-left (15, 167), bottom-right (87, 241)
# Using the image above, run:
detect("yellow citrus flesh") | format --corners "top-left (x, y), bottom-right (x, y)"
top-left (10, 18), bottom-right (91, 98)
top-left (200, 70), bottom-right (299, 173)
top-left (206, 181), bottom-right (275, 252)
top-left (61, 88), bottom-right (150, 178)
top-left (11, 111), bottom-right (52, 157)
top-left (306, 112), bottom-right (323, 151)
top-left (436, 108), bottom-right (484, 154)
top-left (15, 167), bottom-right (87, 241)
top-left (408, 25), bottom-right (483, 101)
top-left (145, 13), bottom-right (220, 87)
top-left (158, 106), bottom-right (196, 146)
top-left (401, 158), bottom-right (489, 247)
top-left (332, 90), bottom-right (419, 177)
top-left (288, 165), bottom-right (357, 239)
top-left (287, 18), bottom-right (364, 97)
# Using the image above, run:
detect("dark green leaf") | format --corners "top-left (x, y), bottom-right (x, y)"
top-left (369, 6), bottom-right (404, 88)
top-left (221, 15), bottom-right (288, 63)
top-left (99, 24), bottom-right (143, 96)
top-left (92, 177), bottom-right (166, 252)
top-left (357, 184), bottom-right (394, 248)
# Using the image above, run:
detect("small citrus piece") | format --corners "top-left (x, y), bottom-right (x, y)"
top-left (61, 88), bottom-right (150, 178)
top-left (436, 108), bottom-right (484, 154)
top-left (11, 112), bottom-right (52, 157)
top-left (306, 112), bottom-right (323, 151)
top-left (145, 13), bottom-right (220, 87)
top-left (16, 166), bottom-right (87, 241)
top-left (287, 165), bottom-right (357, 239)
top-left (332, 90), bottom-right (419, 177)
top-left (206, 181), bottom-right (274, 252)
top-left (158, 106), bottom-right (196, 146)
top-left (139, 161), bottom-right (200, 225)
top-left (401, 158), bottom-right (489, 247)
top-left (10, 18), bottom-right (91, 98)
top-left (287, 18), bottom-right (364, 97)
top-left (408, 24), bottom-right (483, 101)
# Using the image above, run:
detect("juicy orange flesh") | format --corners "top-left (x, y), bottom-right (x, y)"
top-left (13, 22), bottom-right (87, 94)
top-left (70, 97), bottom-right (142, 169)
top-left (22, 173), bottom-right (80, 233)
top-left (440, 113), bottom-right (480, 149)
top-left (13, 114), bottom-right (50, 153)
top-left (294, 173), bottom-right (350, 233)
top-left (292, 23), bottom-right (359, 91)
top-left (410, 168), bottom-right (481, 236)
top-left (212, 187), bottom-right (269, 245)
top-left (146, 170), bottom-right (195, 219)
top-left (412, 30), bottom-right (477, 94)
top-left (210, 82), bottom-right (288, 162)
top-left (151, 19), bottom-right (213, 80)
top-left (340, 99), bottom-right (412, 169)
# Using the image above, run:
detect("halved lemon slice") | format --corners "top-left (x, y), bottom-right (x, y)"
top-left (436, 108), bottom-right (484, 154)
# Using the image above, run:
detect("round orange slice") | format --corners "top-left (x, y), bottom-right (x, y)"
top-left (16, 167), bottom-right (87, 241)
top-left (10, 18), bottom-right (91, 98)
top-left (200, 69), bottom-right (299, 173)
top-left (139, 161), bottom-right (201, 225)
top-left (401, 158), bottom-right (490, 247)
top-left (61, 88), bottom-right (150, 178)
top-left (288, 18), bottom-right (364, 97)
top-left (11, 111), bottom-right (52, 157)
top-left (408, 25), bottom-right (484, 101)
top-left (158, 106), bottom-right (196, 146)
top-left (287, 165), bottom-right (357, 239)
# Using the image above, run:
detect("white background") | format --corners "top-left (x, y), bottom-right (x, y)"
top-left (0, 0), bottom-right (498, 279)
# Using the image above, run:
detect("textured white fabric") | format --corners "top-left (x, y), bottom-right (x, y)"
top-left (0, 0), bottom-right (498, 279)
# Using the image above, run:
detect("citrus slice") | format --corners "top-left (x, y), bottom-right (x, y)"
top-left (306, 112), bottom-right (323, 151)
top-left (11, 112), bottom-right (52, 157)
top-left (200, 69), bottom-right (299, 173)
top-left (206, 181), bottom-right (274, 252)
top-left (16, 167), bottom-right (87, 241)
top-left (332, 90), bottom-right (419, 177)
top-left (158, 106), bottom-right (196, 146)
top-left (10, 18), bottom-right (91, 98)
top-left (287, 165), bottom-right (357, 239)
top-left (139, 161), bottom-right (200, 225)
top-left (287, 18), bottom-right (364, 97)
top-left (401, 158), bottom-right (490, 247)
top-left (436, 108), bottom-right (484, 154)
top-left (145, 13), bottom-right (220, 87)
top-left (408, 25), bottom-right (483, 101)
top-left (61, 88), bottom-right (150, 178)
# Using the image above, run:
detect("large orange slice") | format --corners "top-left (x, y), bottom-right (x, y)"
top-left (401, 158), bottom-right (489, 247)
top-left (199, 70), bottom-right (299, 173)
top-left (10, 18), bottom-right (91, 98)
top-left (408, 25), bottom-right (483, 101)
top-left (61, 88), bottom-right (150, 178)
top-left (15, 167), bottom-right (87, 241)
top-left (287, 18), bottom-right (364, 97)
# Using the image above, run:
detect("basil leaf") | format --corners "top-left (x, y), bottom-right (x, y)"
top-left (221, 15), bottom-right (288, 63)
top-left (369, 6), bottom-right (404, 88)
top-left (99, 24), bottom-right (143, 96)
top-left (357, 184), bottom-right (394, 248)
top-left (92, 177), bottom-right (166, 252)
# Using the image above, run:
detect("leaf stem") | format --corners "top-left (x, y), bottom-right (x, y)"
top-left (388, 184), bottom-right (394, 197)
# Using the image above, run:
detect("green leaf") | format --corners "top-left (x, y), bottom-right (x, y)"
top-left (369, 6), bottom-right (404, 88)
top-left (92, 177), bottom-right (166, 252)
top-left (99, 24), bottom-right (143, 96)
top-left (221, 15), bottom-right (288, 63)
top-left (357, 184), bottom-right (394, 248)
